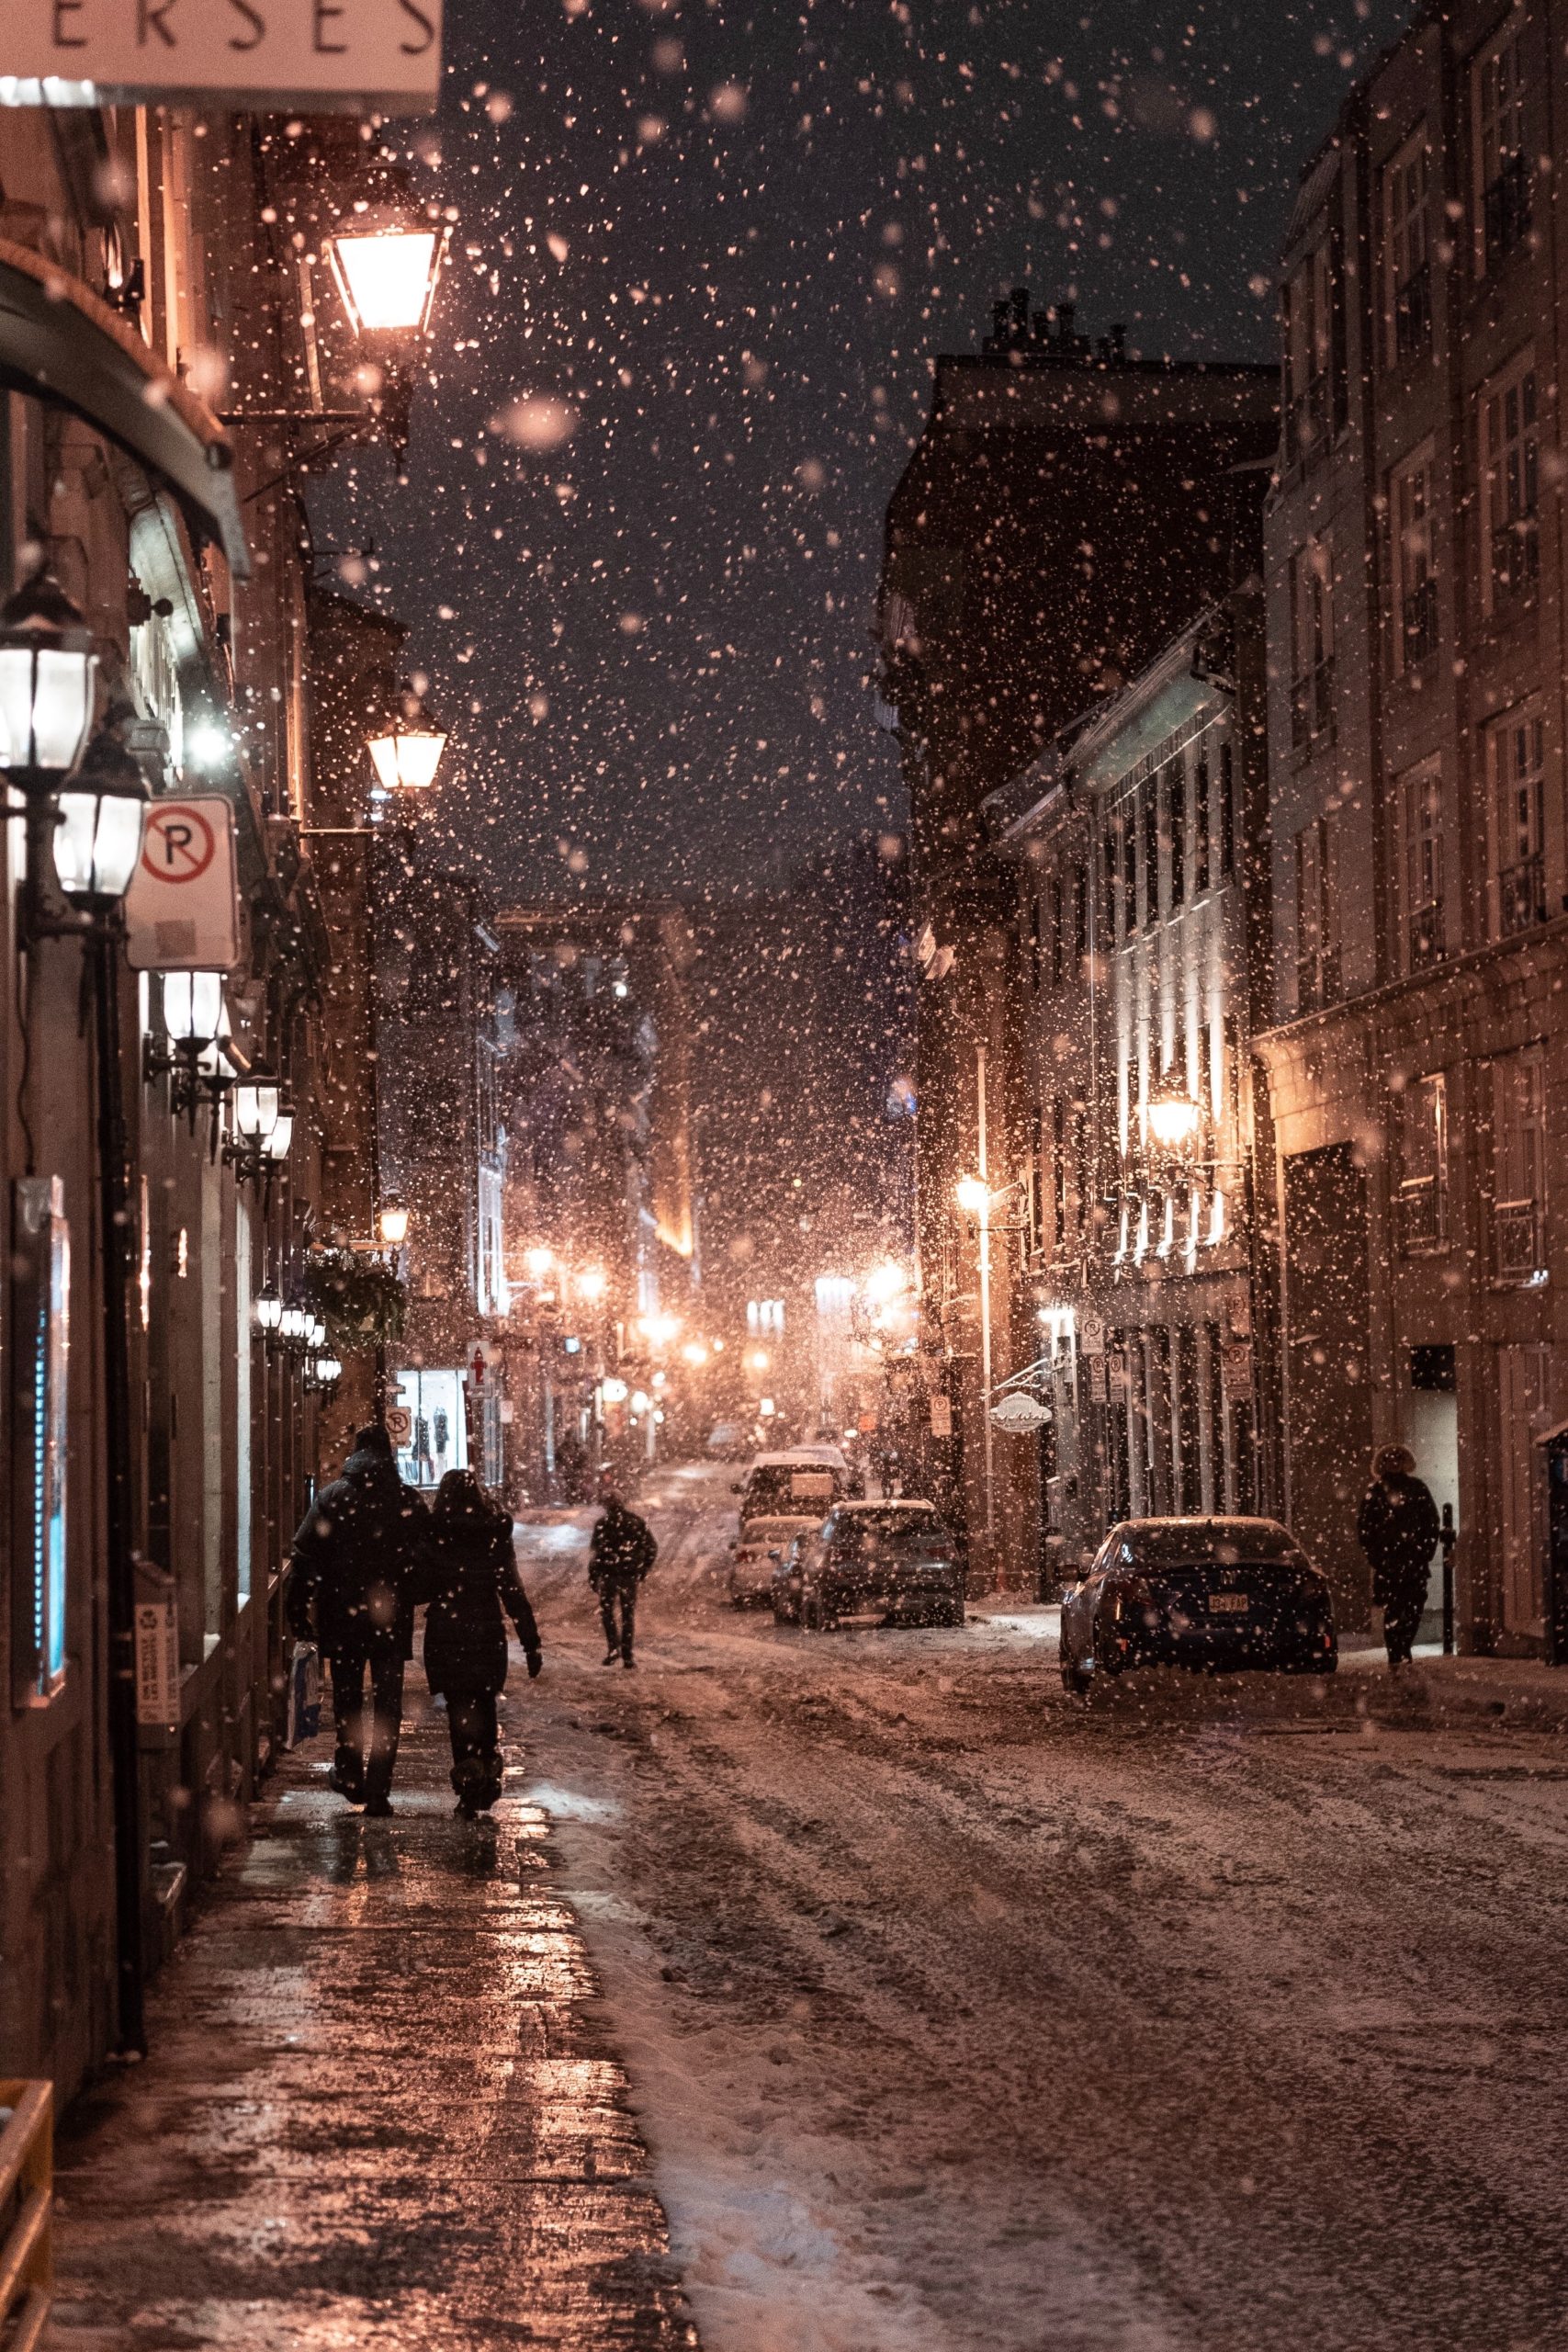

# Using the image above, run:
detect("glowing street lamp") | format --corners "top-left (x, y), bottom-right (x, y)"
top-left (378, 1197), bottom-right (411, 1248)
top-left (0, 571), bottom-right (97, 786)
top-left (326, 210), bottom-right (448, 339)
top-left (577, 1268), bottom-right (607, 1304)
top-left (955, 1175), bottom-right (991, 1218)
top-left (367, 679), bottom-right (447, 795)
top-left (1147, 1091), bottom-right (1202, 1153)
top-left (525, 1246), bottom-right (555, 1283)
top-left (54, 726), bottom-right (148, 907)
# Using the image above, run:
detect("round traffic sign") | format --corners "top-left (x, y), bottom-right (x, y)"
top-left (141, 804), bottom-right (217, 885)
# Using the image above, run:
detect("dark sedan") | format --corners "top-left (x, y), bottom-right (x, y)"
top-left (773, 1501), bottom-right (966, 1631)
top-left (1058, 1517), bottom-right (1337, 1693)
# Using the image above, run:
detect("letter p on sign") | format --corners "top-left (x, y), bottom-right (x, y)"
top-left (125, 795), bottom-right (241, 971)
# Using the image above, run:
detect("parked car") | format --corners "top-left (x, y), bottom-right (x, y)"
top-left (1058, 1517), bottom-right (1337, 1694)
top-left (735, 1450), bottom-right (846, 1520)
top-left (728, 1513), bottom-right (824, 1606)
top-left (706, 1421), bottom-right (748, 1460)
top-left (773, 1500), bottom-right (966, 1630)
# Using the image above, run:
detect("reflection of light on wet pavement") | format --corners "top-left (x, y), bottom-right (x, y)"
top-left (51, 1684), bottom-right (690, 2347)
top-left (525, 1781), bottom-right (623, 1826)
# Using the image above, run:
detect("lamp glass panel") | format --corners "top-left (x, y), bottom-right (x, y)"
top-left (0, 643), bottom-right (97, 776)
top-left (332, 230), bottom-right (439, 334)
top-left (367, 735), bottom-right (400, 793)
top-left (394, 729), bottom-right (446, 788)
top-left (378, 1204), bottom-right (410, 1245)
top-left (256, 1289), bottom-right (283, 1332)
top-left (265, 1112), bottom-right (294, 1162)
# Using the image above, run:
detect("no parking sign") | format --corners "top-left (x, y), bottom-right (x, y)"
top-left (125, 796), bottom-right (240, 971)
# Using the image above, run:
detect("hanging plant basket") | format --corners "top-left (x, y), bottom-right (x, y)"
top-left (305, 1249), bottom-right (408, 1354)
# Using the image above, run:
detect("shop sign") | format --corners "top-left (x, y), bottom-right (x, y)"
top-left (990, 1391), bottom-right (1052, 1434)
top-left (125, 796), bottom-right (240, 973)
top-left (134, 1595), bottom-right (179, 1730)
top-left (6, 0), bottom-right (442, 108)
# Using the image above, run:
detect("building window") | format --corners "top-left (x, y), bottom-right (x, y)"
top-left (1193, 743), bottom-right (1211, 896)
top-left (1052, 1099), bottom-right (1068, 1250)
top-left (1167, 756), bottom-right (1187, 910)
top-left (1486, 704), bottom-right (1547, 939)
top-left (1397, 1073), bottom-right (1448, 1250)
top-left (1390, 443), bottom-right (1438, 672)
top-left (1383, 129), bottom-right (1431, 362)
top-left (1397, 759), bottom-right (1445, 971)
top-left (1473, 20), bottom-right (1530, 275)
top-left (1144, 783), bottom-right (1159, 925)
top-left (1492, 1046), bottom-right (1547, 1282)
top-left (1294, 813), bottom-right (1340, 1012)
top-left (1283, 239), bottom-right (1336, 465)
top-left (1029, 1105), bottom-right (1046, 1255)
top-left (748, 1298), bottom-right (785, 1334)
top-left (1480, 355), bottom-right (1539, 610)
top-left (1218, 741), bottom-right (1235, 879)
top-left (1290, 538), bottom-right (1336, 748)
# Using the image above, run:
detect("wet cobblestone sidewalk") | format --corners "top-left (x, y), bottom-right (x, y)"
top-left (51, 1695), bottom-right (696, 2352)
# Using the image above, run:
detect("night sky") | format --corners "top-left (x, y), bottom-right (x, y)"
top-left (321, 0), bottom-right (1414, 902)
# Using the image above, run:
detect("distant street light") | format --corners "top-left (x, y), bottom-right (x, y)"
top-left (525, 1246), bottom-right (555, 1283)
top-left (378, 1197), bottom-right (410, 1248)
top-left (577, 1267), bottom-right (608, 1303)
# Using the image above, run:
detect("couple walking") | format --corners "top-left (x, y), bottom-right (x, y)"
top-left (289, 1429), bottom-right (659, 1812)
top-left (288, 1425), bottom-right (541, 1818)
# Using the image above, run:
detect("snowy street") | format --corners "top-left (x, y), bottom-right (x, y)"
top-left (516, 1464), bottom-right (1568, 2352)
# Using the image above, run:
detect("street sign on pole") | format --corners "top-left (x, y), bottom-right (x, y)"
top-left (384, 1405), bottom-right (413, 1448)
top-left (6, 0), bottom-right (443, 110)
top-left (125, 796), bottom-right (240, 972)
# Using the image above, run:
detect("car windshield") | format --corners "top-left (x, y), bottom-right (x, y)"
top-left (740, 1518), bottom-right (813, 1544)
top-left (830, 1510), bottom-right (950, 1557)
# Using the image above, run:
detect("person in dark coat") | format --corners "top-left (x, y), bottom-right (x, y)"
top-left (1357, 1443), bottom-right (1440, 1668)
top-left (288, 1423), bottom-right (430, 1815)
top-left (419, 1470), bottom-right (542, 1816)
top-left (589, 1491), bottom-right (656, 1668)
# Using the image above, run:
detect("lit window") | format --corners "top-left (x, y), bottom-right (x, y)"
top-left (1485, 703), bottom-right (1547, 939)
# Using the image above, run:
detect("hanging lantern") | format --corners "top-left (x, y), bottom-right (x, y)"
top-left (54, 727), bottom-right (148, 904)
top-left (0, 571), bottom-right (97, 786)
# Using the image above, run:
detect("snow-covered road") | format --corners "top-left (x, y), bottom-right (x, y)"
top-left (510, 1462), bottom-right (1568, 2352)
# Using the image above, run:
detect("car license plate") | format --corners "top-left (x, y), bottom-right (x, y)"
top-left (1209, 1591), bottom-right (1249, 1615)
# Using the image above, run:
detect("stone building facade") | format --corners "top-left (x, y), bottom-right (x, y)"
top-left (1258, 0), bottom-right (1568, 1650)
top-left (984, 588), bottom-right (1278, 1586)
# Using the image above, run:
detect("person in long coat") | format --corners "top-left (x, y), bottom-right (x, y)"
top-left (420, 1470), bottom-right (542, 1815)
top-left (1357, 1443), bottom-right (1440, 1668)
top-left (589, 1491), bottom-right (656, 1668)
top-left (288, 1423), bottom-right (429, 1815)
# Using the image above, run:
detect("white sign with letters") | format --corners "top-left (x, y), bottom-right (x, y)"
top-left (6, 0), bottom-right (442, 107)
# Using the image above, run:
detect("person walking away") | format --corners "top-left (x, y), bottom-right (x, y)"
top-left (420, 1470), bottom-right (542, 1816)
top-left (288, 1424), bottom-right (429, 1815)
top-left (590, 1491), bottom-right (656, 1668)
top-left (1357, 1444), bottom-right (1440, 1669)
